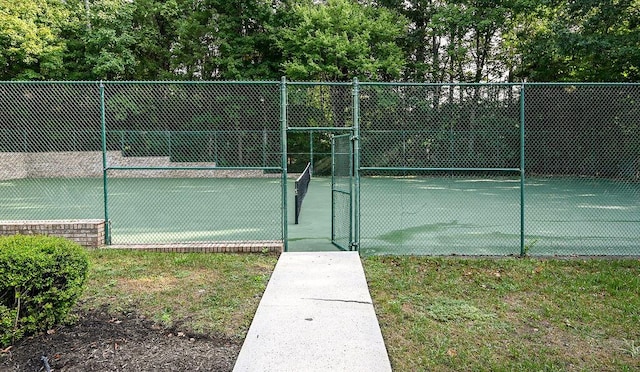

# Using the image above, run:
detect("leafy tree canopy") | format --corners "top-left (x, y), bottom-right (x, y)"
top-left (275, 0), bottom-right (407, 81)
top-left (0, 0), bottom-right (68, 80)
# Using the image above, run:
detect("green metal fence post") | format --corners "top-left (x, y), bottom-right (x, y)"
top-left (281, 77), bottom-right (289, 252)
top-left (100, 81), bottom-right (111, 245)
top-left (331, 135), bottom-right (336, 245)
top-left (520, 83), bottom-right (526, 256)
top-left (352, 78), bottom-right (361, 252)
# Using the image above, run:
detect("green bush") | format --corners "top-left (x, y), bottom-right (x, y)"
top-left (0, 235), bottom-right (89, 347)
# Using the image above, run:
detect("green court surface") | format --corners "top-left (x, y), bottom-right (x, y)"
top-left (358, 177), bottom-right (639, 256)
top-left (1, 177), bottom-right (638, 255)
top-left (288, 177), bottom-right (338, 252)
top-left (0, 178), bottom-right (282, 244)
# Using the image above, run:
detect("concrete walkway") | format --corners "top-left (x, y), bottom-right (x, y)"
top-left (233, 252), bottom-right (392, 372)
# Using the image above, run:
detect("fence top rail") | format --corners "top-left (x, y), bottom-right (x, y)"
top-left (0, 80), bottom-right (280, 86)
top-left (359, 82), bottom-right (522, 87)
top-left (0, 81), bottom-right (99, 85)
top-left (0, 80), bottom-right (640, 88)
top-left (102, 80), bottom-right (280, 86)
top-left (286, 81), bottom-right (353, 86)
top-left (287, 127), bottom-right (353, 132)
top-left (0, 81), bottom-right (639, 87)
top-left (359, 82), bottom-right (640, 87)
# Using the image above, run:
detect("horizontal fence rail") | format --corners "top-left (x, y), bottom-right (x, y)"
top-left (0, 81), bottom-right (638, 256)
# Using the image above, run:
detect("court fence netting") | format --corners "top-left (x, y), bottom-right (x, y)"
top-left (0, 81), bottom-right (638, 256)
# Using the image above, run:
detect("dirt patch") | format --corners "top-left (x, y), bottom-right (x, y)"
top-left (0, 308), bottom-right (241, 371)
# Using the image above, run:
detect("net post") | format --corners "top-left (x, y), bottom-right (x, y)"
top-left (519, 83), bottom-right (526, 257)
top-left (294, 162), bottom-right (311, 225)
top-left (100, 81), bottom-right (111, 245)
top-left (280, 76), bottom-right (288, 252)
top-left (310, 131), bottom-right (314, 176)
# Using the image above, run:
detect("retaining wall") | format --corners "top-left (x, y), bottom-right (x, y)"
top-left (0, 151), bottom-right (273, 180)
top-left (0, 219), bottom-right (106, 248)
top-left (0, 153), bottom-right (27, 180)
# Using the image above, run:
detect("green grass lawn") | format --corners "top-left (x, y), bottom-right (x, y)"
top-left (77, 250), bottom-right (639, 370)
top-left (364, 256), bottom-right (640, 371)
top-left (79, 249), bottom-right (278, 339)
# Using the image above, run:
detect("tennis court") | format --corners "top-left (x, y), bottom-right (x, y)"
top-left (0, 177), bottom-right (282, 244)
top-left (358, 176), bottom-right (640, 256)
top-left (2, 175), bottom-right (637, 255)
top-left (1, 81), bottom-right (639, 256)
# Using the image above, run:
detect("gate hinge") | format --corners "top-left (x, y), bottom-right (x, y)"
top-left (350, 135), bottom-right (359, 141)
top-left (349, 242), bottom-right (359, 251)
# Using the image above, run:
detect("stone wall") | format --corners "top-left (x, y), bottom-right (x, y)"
top-left (0, 153), bottom-right (27, 180)
top-left (0, 151), bottom-right (281, 180)
top-left (0, 219), bottom-right (106, 248)
top-left (24, 151), bottom-right (103, 178)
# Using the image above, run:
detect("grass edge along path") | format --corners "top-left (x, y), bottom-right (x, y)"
top-left (363, 256), bottom-right (640, 372)
top-left (79, 249), bottom-right (278, 340)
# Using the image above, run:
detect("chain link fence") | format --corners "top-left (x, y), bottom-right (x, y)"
top-left (287, 83), bottom-right (353, 174)
top-left (102, 83), bottom-right (282, 244)
top-left (358, 83), bottom-right (639, 256)
top-left (0, 81), bottom-right (637, 255)
top-left (359, 84), bottom-right (523, 255)
top-left (523, 84), bottom-right (640, 255)
top-left (0, 83), bottom-right (104, 224)
top-left (0, 82), bottom-right (284, 246)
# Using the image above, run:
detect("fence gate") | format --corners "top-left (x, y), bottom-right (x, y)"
top-left (331, 133), bottom-right (355, 250)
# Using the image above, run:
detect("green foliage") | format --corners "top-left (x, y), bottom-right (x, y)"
top-left (60, 0), bottom-right (137, 80)
top-left (0, 235), bottom-right (89, 347)
top-left (0, 0), bottom-right (68, 80)
top-left (275, 0), bottom-right (407, 81)
top-left (1, 0), bottom-right (637, 82)
top-left (516, 0), bottom-right (640, 82)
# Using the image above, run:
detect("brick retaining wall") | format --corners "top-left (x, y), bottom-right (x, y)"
top-left (107, 241), bottom-right (284, 253)
top-left (0, 219), bottom-right (106, 248)
top-left (0, 220), bottom-right (283, 253)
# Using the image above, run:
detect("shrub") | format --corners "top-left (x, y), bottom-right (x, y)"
top-left (0, 235), bottom-right (89, 347)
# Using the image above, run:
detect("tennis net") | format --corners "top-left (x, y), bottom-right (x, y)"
top-left (294, 162), bottom-right (312, 224)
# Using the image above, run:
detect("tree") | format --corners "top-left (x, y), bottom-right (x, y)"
top-left (127, 0), bottom-right (176, 79)
top-left (0, 0), bottom-right (68, 80)
top-left (206, 0), bottom-right (281, 80)
top-left (274, 0), bottom-right (407, 127)
top-left (516, 0), bottom-right (640, 82)
top-left (85, 0), bottom-right (137, 79)
top-left (380, 0), bottom-right (518, 83)
top-left (275, 0), bottom-right (407, 81)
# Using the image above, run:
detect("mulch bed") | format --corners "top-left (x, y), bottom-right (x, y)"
top-left (0, 308), bottom-right (241, 371)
